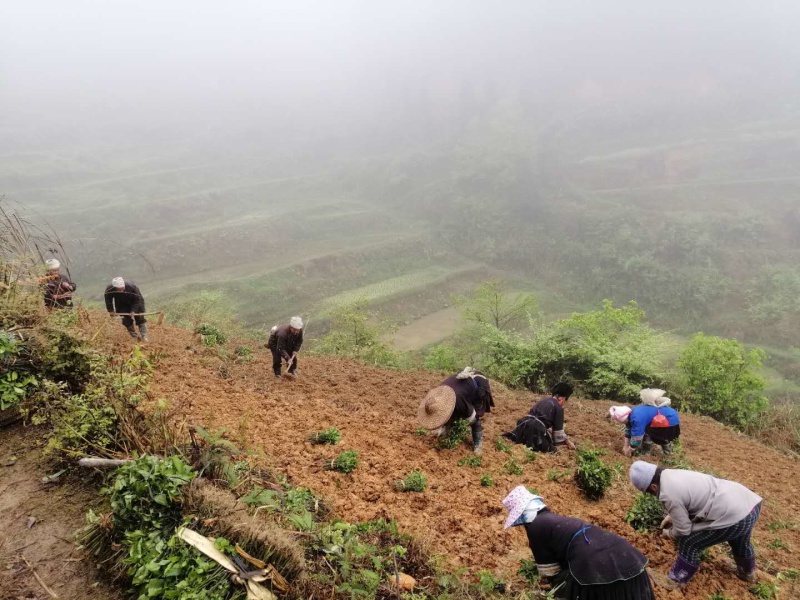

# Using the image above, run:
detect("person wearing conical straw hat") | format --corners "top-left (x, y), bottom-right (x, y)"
top-left (42, 258), bottom-right (77, 309)
top-left (417, 367), bottom-right (494, 454)
top-left (502, 485), bottom-right (654, 599)
top-left (502, 382), bottom-right (575, 452)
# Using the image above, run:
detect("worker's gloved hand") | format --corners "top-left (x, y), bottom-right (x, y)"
top-left (660, 515), bottom-right (672, 530)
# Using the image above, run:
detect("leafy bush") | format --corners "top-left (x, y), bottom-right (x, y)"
top-left (518, 558), bottom-right (539, 583)
top-left (47, 392), bottom-right (118, 456)
top-left (194, 323), bottom-right (228, 346)
top-left (677, 333), bottom-right (768, 429)
top-left (423, 343), bottom-right (462, 372)
top-left (310, 427), bottom-right (342, 445)
top-left (315, 299), bottom-right (400, 368)
top-left (190, 426), bottom-right (244, 487)
top-left (106, 455), bottom-right (195, 534)
top-left (625, 493), bottom-right (664, 532)
top-left (476, 570), bottom-right (506, 594)
top-left (0, 369), bottom-right (37, 411)
top-left (457, 455), bottom-right (482, 467)
top-left (454, 279), bottom-right (538, 331)
top-left (328, 450), bottom-right (359, 474)
top-left (574, 447), bottom-right (613, 500)
top-left (234, 344), bottom-right (252, 357)
top-left (504, 458), bottom-right (523, 476)
top-left (394, 470), bottom-right (427, 492)
top-left (480, 474), bottom-right (493, 487)
top-left (124, 529), bottom-right (234, 600)
top-left (436, 419), bottom-right (470, 449)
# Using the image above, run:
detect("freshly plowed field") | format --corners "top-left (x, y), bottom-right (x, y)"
top-left (95, 318), bottom-right (800, 600)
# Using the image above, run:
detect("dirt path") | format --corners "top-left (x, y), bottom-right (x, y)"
top-left (0, 425), bottom-right (117, 600)
top-left (98, 320), bottom-right (800, 600)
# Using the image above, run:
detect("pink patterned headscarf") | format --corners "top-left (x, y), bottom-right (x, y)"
top-left (502, 485), bottom-right (546, 529)
top-left (609, 406), bottom-right (632, 423)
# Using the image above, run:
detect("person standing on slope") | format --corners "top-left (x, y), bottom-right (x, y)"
top-left (267, 316), bottom-right (304, 379)
top-left (417, 367), bottom-right (494, 454)
top-left (502, 485), bottom-right (655, 599)
top-left (629, 461), bottom-right (763, 590)
top-left (105, 277), bottom-right (148, 341)
top-left (42, 258), bottom-right (77, 309)
top-left (502, 382), bottom-right (576, 452)
top-left (609, 391), bottom-right (681, 457)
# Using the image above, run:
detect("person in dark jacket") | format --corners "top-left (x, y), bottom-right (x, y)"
top-left (42, 259), bottom-right (76, 309)
top-left (502, 485), bottom-right (654, 600)
top-left (629, 461), bottom-right (763, 590)
top-left (267, 316), bottom-right (304, 378)
top-left (417, 367), bottom-right (494, 454)
top-left (104, 277), bottom-right (148, 341)
top-left (502, 382), bottom-right (576, 452)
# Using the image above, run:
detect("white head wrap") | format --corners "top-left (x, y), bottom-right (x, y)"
top-left (111, 277), bottom-right (125, 289)
top-left (45, 259), bottom-right (60, 270)
top-left (289, 316), bottom-right (303, 329)
top-left (640, 388), bottom-right (667, 407)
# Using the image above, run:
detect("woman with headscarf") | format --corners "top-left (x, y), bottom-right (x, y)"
top-left (417, 367), bottom-right (494, 454)
top-left (609, 389), bottom-right (681, 456)
top-left (502, 486), bottom-right (654, 600)
top-left (629, 461), bottom-right (763, 590)
top-left (502, 382), bottom-right (575, 452)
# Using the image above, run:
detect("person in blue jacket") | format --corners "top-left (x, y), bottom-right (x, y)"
top-left (609, 388), bottom-right (680, 456)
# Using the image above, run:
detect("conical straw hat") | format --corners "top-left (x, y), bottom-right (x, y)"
top-left (417, 385), bottom-right (457, 430)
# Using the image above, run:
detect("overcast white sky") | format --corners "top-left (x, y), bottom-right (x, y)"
top-left (2, 1), bottom-right (799, 148)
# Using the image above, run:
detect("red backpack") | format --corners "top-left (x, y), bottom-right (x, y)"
top-left (650, 408), bottom-right (670, 428)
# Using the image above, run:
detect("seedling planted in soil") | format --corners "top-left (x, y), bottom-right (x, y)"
top-left (457, 455), bottom-right (482, 468)
top-left (625, 493), bottom-right (665, 532)
top-left (480, 474), bottom-right (493, 487)
top-left (394, 470), bottom-right (427, 492)
top-left (518, 558), bottom-right (539, 583)
top-left (574, 447), bottom-right (613, 500)
top-left (310, 428), bottom-right (342, 445)
top-left (495, 436), bottom-right (511, 453)
top-left (436, 419), bottom-right (469, 450)
top-left (326, 450), bottom-right (359, 474)
top-left (504, 458), bottom-right (523, 476)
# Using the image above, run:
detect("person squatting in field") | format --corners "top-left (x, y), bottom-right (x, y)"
top-left (609, 388), bottom-right (681, 457)
top-left (502, 485), bottom-right (655, 600)
top-left (502, 382), bottom-right (576, 452)
top-left (104, 277), bottom-right (148, 342)
top-left (417, 367), bottom-right (495, 454)
top-left (629, 461), bottom-right (763, 590)
top-left (267, 316), bottom-right (304, 379)
top-left (42, 258), bottom-right (76, 309)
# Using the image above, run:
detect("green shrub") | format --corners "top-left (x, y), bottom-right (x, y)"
top-left (574, 448), bottom-right (613, 500)
top-left (124, 529), bottom-right (234, 600)
top-left (504, 458), bottom-right (523, 476)
top-left (518, 558), bottom-right (539, 583)
top-left (310, 427), bottom-right (342, 445)
top-left (394, 470), bottom-right (427, 492)
top-left (194, 323), bottom-right (228, 346)
top-left (480, 474), bottom-right (493, 487)
top-left (457, 455), bottom-right (482, 467)
top-left (476, 570), bottom-right (506, 594)
top-left (106, 455), bottom-right (195, 534)
top-left (328, 450), bottom-right (359, 474)
top-left (0, 369), bottom-right (37, 411)
top-left (625, 493), bottom-right (664, 532)
top-left (436, 419), bottom-right (470, 449)
top-left (315, 299), bottom-right (399, 368)
top-left (423, 343), bottom-right (461, 372)
top-left (677, 333), bottom-right (768, 429)
top-left (234, 344), bottom-right (252, 357)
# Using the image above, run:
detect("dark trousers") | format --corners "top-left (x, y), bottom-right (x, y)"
top-left (271, 349), bottom-right (297, 376)
top-left (122, 315), bottom-right (146, 328)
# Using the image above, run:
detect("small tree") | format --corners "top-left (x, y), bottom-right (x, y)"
top-left (316, 299), bottom-right (398, 367)
top-left (676, 333), bottom-right (768, 429)
top-left (454, 279), bottom-right (538, 331)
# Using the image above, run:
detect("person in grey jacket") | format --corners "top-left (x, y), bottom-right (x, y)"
top-left (629, 461), bottom-right (763, 590)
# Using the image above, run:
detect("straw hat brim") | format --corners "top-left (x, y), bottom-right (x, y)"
top-left (417, 385), bottom-right (457, 430)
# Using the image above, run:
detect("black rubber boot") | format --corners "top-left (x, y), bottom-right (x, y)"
top-left (125, 325), bottom-right (139, 339)
top-left (471, 420), bottom-right (484, 455)
top-left (138, 323), bottom-right (149, 342)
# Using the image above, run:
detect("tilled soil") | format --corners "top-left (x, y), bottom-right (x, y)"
top-left (97, 318), bottom-right (800, 600)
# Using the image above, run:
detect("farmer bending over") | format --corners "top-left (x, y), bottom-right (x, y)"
top-left (629, 461), bottom-right (763, 590)
top-left (417, 367), bottom-right (494, 454)
top-left (502, 382), bottom-right (575, 452)
top-left (42, 258), bottom-right (77, 309)
top-left (609, 389), bottom-right (680, 456)
top-left (104, 277), bottom-right (148, 342)
top-left (267, 316), bottom-right (304, 379)
top-left (502, 485), bottom-right (654, 599)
